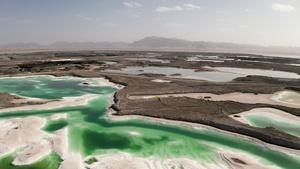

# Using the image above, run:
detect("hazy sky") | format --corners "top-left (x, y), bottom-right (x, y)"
top-left (1, 0), bottom-right (299, 47)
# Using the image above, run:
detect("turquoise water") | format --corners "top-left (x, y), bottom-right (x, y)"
top-left (244, 114), bottom-right (300, 138)
top-left (0, 76), bottom-right (299, 168)
top-left (104, 66), bottom-right (242, 82)
top-left (0, 76), bottom-right (115, 100)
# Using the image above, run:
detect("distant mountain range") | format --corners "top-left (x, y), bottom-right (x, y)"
top-left (1, 36), bottom-right (300, 54)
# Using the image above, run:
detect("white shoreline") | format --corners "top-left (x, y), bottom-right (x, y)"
top-left (0, 94), bottom-right (98, 114)
top-left (83, 152), bottom-right (229, 169)
top-left (274, 91), bottom-right (300, 106)
top-left (219, 150), bottom-right (280, 169)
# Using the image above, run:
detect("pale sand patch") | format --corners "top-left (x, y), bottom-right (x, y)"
top-left (10, 96), bottom-right (44, 104)
top-left (164, 158), bottom-right (228, 169)
top-left (127, 131), bottom-right (140, 136)
top-left (12, 140), bottom-right (52, 165)
top-left (92, 77), bottom-right (124, 89)
top-left (0, 116), bottom-right (51, 157)
top-left (52, 128), bottom-right (68, 160)
top-left (83, 152), bottom-right (228, 169)
top-left (229, 108), bottom-right (300, 125)
top-left (151, 79), bottom-right (171, 83)
top-left (274, 91), bottom-right (300, 105)
top-left (59, 152), bottom-right (84, 169)
top-left (50, 113), bottom-right (67, 121)
top-left (0, 116), bottom-right (71, 167)
top-left (129, 91), bottom-right (300, 109)
top-left (219, 150), bottom-right (281, 169)
top-left (0, 116), bottom-right (71, 166)
top-left (0, 94), bottom-right (98, 114)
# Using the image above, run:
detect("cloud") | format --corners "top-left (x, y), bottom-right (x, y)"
top-left (123, 2), bottom-right (141, 8)
top-left (271, 3), bottom-right (296, 12)
top-left (184, 4), bottom-right (201, 10)
top-left (245, 9), bottom-right (251, 12)
top-left (156, 6), bottom-right (184, 12)
top-left (156, 4), bottom-right (201, 12)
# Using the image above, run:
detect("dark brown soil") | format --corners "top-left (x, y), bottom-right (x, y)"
top-left (0, 50), bottom-right (300, 149)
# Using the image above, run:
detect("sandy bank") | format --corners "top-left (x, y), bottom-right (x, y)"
top-left (12, 140), bottom-right (52, 165)
top-left (82, 149), bottom-right (283, 169)
top-left (219, 150), bottom-right (280, 169)
top-left (83, 152), bottom-right (228, 169)
top-left (0, 94), bottom-right (98, 114)
top-left (0, 116), bottom-right (62, 166)
top-left (151, 79), bottom-right (171, 83)
top-left (129, 91), bottom-right (300, 109)
top-left (0, 113), bottom-right (76, 167)
top-left (51, 113), bottom-right (67, 121)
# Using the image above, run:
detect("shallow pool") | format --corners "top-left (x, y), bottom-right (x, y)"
top-left (104, 66), bottom-right (243, 82)
top-left (208, 67), bottom-right (300, 79)
top-left (276, 91), bottom-right (300, 105)
top-left (244, 114), bottom-right (300, 138)
top-left (126, 58), bottom-right (170, 63)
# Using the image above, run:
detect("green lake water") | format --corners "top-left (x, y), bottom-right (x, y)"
top-left (0, 76), bottom-right (299, 168)
top-left (244, 114), bottom-right (300, 138)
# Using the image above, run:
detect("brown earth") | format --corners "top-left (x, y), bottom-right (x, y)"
top-left (0, 50), bottom-right (300, 149)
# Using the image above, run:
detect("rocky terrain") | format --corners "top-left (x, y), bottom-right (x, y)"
top-left (0, 50), bottom-right (300, 149)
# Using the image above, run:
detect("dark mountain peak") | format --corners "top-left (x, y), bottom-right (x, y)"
top-left (0, 42), bottom-right (43, 49)
top-left (130, 36), bottom-right (192, 48)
